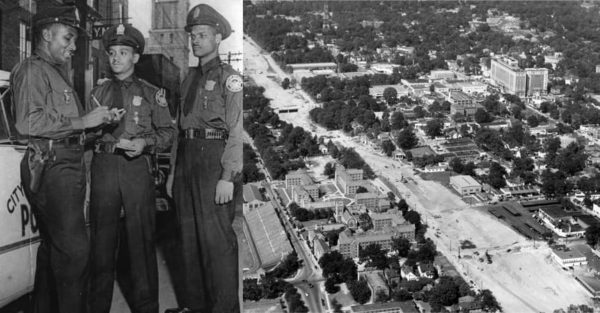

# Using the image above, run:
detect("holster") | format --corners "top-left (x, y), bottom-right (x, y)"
top-left (27, 140), bottom-right (53, 193)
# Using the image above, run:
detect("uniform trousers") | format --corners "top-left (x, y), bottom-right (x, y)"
top-left (88, 153), bottom-right (158, 313)
top-left (20, 145), bottom-right (89, 313)
top-left (173, 138), bottom-right (240, 313)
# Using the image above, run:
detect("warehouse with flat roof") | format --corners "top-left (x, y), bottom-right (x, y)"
top-left (449, 175), bottom-right (481, 195)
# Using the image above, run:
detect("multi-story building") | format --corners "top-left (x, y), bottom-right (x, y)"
top-left (286, 169), bottom-right (319, 202)
top-left (525, 68), bottom-right (548, 97)
top-left (337, 223), bottom-right (415, 259)
top-left (448, 91), bottom-right (480, 117)
top-left (370, 211), bottom-right (406, 231)
top-left (355, 192), bottom-right (388, 211)
top-left (491, 57), bottom-right (548, 97)
top-left (291, 185), bottom-right (312, 206)
top-left (146, 0), bottom-right (189, 81)
top-left (491, 57), bottom-right (527, 96)
top-left (335, 164), bottom-right (363, 196)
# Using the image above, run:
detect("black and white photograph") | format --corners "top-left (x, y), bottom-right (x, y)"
top-left (242, 1), bottom-right (600, 313)
top-left (0, 0), bottom-right (242, 312)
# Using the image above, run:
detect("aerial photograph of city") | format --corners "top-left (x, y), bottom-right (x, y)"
top-left (241, 1), bottom-right (600, 313)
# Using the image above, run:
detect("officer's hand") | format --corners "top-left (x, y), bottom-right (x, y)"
top-left (215, 180), bottom-right (234, 204)
top-left (110, 108), bottom-right (126, 122)
top-left (82, 106), bottom-right (111, 128)
top-left (166, 173), bottom-right (174, 198)
top-left (124, 138), bottom-right (146, 157)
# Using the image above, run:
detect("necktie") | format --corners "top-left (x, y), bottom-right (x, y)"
top-left (109, 79), bottom-right (126, 138)
top-left (183, 64), bottom-right (203, 116)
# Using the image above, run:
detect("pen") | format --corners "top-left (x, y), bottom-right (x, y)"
top-left (92, 94), bottom-right (102, 107)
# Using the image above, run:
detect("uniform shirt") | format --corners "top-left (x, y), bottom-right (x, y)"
top-left (179, 57), bottom-right (242, 181)
top-left (12, 49), bottom-right (85, 139)
top-left (90, 75), bottom-right (176, 152)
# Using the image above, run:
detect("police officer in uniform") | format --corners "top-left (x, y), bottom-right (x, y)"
top-left (87, 24), bottom-right (176, 313)
top-left (165, 4), bottom-right (242, 313)
top-left (11, 4), bottom-right (113, 313)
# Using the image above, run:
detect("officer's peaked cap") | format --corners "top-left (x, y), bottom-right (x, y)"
top-left (33, 4), bottom-right (85, 34)
top-left (185, 4), bottom-right (231, 40)
top-left (102, 24), bottom-right (145, 54)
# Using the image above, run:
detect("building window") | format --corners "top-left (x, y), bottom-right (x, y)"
top-left (19, 21), bottom-right (31, 61)
top-left (169, 33), bottom-right (173, 44)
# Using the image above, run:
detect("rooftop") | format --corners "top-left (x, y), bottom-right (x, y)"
top-left (243, 183), bottom-right (265, 203)
top-left (450, 175), bottom-right (481, 187)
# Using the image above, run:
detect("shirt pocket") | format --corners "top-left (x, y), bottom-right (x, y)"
top-left (48, 82), bottom-right (78, 117)
top-left (204, 90), bottom-right (225, 122)
top-left (131, 98), bottom-right (153, 133)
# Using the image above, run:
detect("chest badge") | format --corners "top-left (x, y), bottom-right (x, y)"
top-left (132, 95), bottom-right (142, 107)
top-left (205, 80), bottom-right (216, 91)
top-left (64, 90), bottom-right (71, 103)
top-left (226, 75), bottom-right (243, 93)
top-left (155, 88), bottom-right (168, 107)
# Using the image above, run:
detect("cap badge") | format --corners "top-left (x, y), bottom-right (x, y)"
top-left (193, 7), bottom-right (200, 18)
top-left (74, 7), bottom-right (80, 22)
top-left (116, 24), bottom-right (125, 35)
top-left (132, 95), bottom-right (142, 107)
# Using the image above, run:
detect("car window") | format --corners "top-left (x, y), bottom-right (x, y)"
top-left (0, 86), bottom-right (11, 140)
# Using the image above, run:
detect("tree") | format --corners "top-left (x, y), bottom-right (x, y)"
top-left (319, 251), bottom-right (357, 283)
top-left (331, 298), bottom-right (343, 313)
top-left (527, 114), bottom-right (540, 127)
top-left (392, 237), bottom-right (412, 257)
top-left (324, 162), bottom-right (336, 178)
top-left (474, 108), bottom-right (492, 123)
top-left (404, 210), bottom-right (421, 228)
top-left (429, 276), bottom-right (460, 307)
top-left (487, 162), bottom-right (507, 189)
top-left (243, 279), bottom-right (263, 301)
top-left (391, 111), bottom-right (407, 130)
top-left (282, 77), bottom-right (291, 89)
top-left (450, 157), bottom-right (464, 174)
top-left (325, 277), bottom-right (340, 294)
top-left (396, 127), bottom-right (419, 150)
top-left (383, 87), bottom-right (398, 105)
top-left (391, 288), bottom-right (413, 301)
top-left (417, 238), bottom-right (437, 262)
top-left (360, 243), bottom-right (389, 270)
top-left (358, 212), bottom-right (373, 231)
top-left (411, 105), bottom-right (424, 118)
top-left (348, 279), bottom-right (371, 304)
top-left (356, 186), bottom-right (369, 194)
top-left (381, 139), bottom-right (396, 156)
top-left (585, 224), bottom-right (600, 248)
top-left (425, 119), bottom-right (444, 138)
top-left (478, 289), bottom-right (502, 312)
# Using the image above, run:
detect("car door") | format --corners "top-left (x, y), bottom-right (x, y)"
top-left (0, 81), bottom-right (39, 308)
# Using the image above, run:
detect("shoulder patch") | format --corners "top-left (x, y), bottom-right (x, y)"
top-left (155, 88), bottom-right (168, 107)
top-left (225, 75), bottom-right (243, 93)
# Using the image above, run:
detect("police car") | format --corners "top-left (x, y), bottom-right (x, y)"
top-left (0, 70), bottom-right (39, 307)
